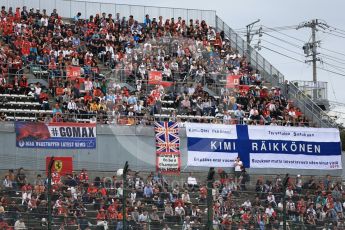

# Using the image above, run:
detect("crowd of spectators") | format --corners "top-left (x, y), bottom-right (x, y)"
top-left (0, 5), bottom-right (312, 127)
top-left (0, 167), bottom-right (344, 229)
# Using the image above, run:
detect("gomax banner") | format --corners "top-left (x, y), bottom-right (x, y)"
top-left (15, 122), bottom-right (96, 149)
top-left (186, 123), bottom-right (342, 170)
top-left (46, 157), bottom-right (73, 176)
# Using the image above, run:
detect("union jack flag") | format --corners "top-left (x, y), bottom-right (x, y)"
top-left (154, 122), bottom-right (180, 153)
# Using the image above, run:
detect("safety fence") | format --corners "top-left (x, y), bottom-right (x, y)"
top-left (0, 171), bottom-right (343, 230)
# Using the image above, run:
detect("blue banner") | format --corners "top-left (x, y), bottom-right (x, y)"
top-left (186, 123), bottom-right (342, 170)
top-left (15, 122), bottom-right (96, 149)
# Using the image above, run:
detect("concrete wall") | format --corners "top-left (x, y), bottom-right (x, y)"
top-left (0, 122), bottom-right (343, 177)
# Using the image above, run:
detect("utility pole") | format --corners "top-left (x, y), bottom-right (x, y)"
top-left (47, 157), bottom-right (55, 230)
top-left (246, 19), bottom-right (260, 59)
top-left (206, 167), bottom-right (215, 230)
top-left (297, 19), bottom-right (329, 99)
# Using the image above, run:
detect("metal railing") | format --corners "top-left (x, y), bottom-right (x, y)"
top-left (214, 16), bottom-right (337, 128)
top-left (0, 111), bottom-right (317, 128)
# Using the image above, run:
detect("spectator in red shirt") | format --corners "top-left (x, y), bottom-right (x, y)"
top-left (79, 169), bottom-right (89, 184)
top-left (96, 209), bottom-right (108, 230)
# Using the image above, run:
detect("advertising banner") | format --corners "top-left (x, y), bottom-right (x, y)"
top-left (186, 123), bottom-right (342, 170)
top-left (15, 122), bottom-right (96, 149)
top-left (155, 122), bottom-right (180, 174)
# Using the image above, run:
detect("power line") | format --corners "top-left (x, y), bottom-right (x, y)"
top-left (319, 46), bottom-right (345, 58)
top-left (260, 45), bottom-right (305, 63)
top-left (233, 25), bottom-right (298, 33)
top-left (261, 39), bottom-right (305, 57)
top-left (260, 45), bottom-right (345, 78)
top-left (324, 68), bottom-right (338, 101)
top-left (328, 26), bottom-right (345, 35)
top-left (322, 61), bottom-right (345, 72)
top-left (263, 32), bottom-right (302, 49)
top-left (261, 25), bottom-right (304, 43)
top-left (319, 54), bottom-right (345, 66)
top-left (328, 29), bottom-right (345, 37)
top-left (321, 31), bottom-right (345, 39)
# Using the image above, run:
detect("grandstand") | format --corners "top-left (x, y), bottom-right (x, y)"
top-left (0, 1), bottom-right (344, 230)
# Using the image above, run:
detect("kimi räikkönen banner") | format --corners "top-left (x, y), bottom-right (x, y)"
top-left (155, 122), bottom-right (181, 174)
top-left (186, 123), bottom-right (342, 170)
top-left (15, 122), bottom-right (96, 149)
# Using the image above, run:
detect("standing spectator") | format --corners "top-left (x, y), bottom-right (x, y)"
top-left (239, 166), bottom-right (249, 191)
top-left (16, 168), bottom-right (26, 188)
top-left (234, 157), bottom-right (243, 184)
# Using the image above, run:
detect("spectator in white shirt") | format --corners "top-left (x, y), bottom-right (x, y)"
top-left (34, 82), bottom-right (42, 101)
top-left (14, 218), bottom-right (26, 230)
top-left (286, 186), bottom-right (294, 198)
top-left (187, 173), bottom-right (198, 189)
top-left (181, 191), bottom-right (191, 204)
top-left (175, 203), bottom-right (185, 217)
top-left (67, 99), bottom-right (77, 113)
top-left (267, 192), bottom-right (277, 207)
top-left (242, 199), bottom-right (252, 210)
top-left (138, 211), bottom-right (149, 223)
top-left (234, 157), bottom-right (243, 183)
top-left (3, 175), bottom-right (12, 189)
top-left (265, 204), bottom-right (275, 217)
top-left (84, 78), bottom-right (93, 93)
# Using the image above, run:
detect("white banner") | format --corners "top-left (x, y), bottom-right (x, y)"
top-left (188, 151), bottom-right (237, 167)
top-left (248, 125), bottom-right (340, 142)
top-left (250, 153), bottom-right (342, 170)
top-left (186, 123), bottom-right (237, 139)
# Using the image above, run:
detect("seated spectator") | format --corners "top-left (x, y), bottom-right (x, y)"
top-left (2, 175), bottom-right (13, 190)
top-left (187, 173), bottom-right (198, 189)
top-left (286, 186), bottom-right (294, 199)
top-left (96, 209), bottom-right (108, 230)
top-left (143, 184), bottom-right (153, 198)
top-left (138, 210), bottom-right (149, 223)
top-left (14, 218), bottom-right (26, 230)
